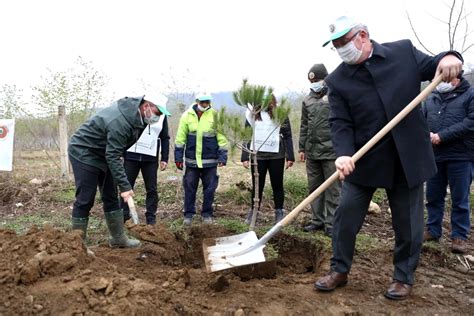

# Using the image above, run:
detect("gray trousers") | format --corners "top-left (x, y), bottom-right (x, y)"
top-left (330, 178), bottom-right (424, 285)
top-left (306, 159), bottom-right (341, 229)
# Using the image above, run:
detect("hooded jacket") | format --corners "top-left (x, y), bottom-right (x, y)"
top-left (68, 96), bottom-right (146, 192)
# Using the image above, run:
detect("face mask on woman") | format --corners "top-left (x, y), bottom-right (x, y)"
top-left (310, 81), bottom-right (325, 93)
top-left (436, 82), bottom-right (456, 93)
top-left (336, 33), bottom-right (364, 65)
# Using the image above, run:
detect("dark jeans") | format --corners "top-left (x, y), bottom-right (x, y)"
top-left (331, 173), bottom-right (424, 285)
top-left (250, 158), bottom-right (285, 210)
top-left (70, 156), bottom-right (119, 218)
top-left (426, 161), bottom-right (472, 240)
top-left (183, 166), bottom-right (218, 218)
top-left (120, 159), bottom-right (159, 224)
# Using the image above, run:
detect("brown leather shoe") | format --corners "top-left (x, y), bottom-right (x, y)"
top-left (314, 271), bottom-right (348, 291)
top-left (451, 238), bottom-right (467, 254)
top-left (384, 281), bottom-right (412, 300)
top-left (423, 230), bottom-right (438, 242)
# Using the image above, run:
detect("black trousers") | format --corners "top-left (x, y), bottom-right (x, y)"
top-left (70, 156), bottom-right (119, 218)
top-left (250, 158), bottom-right (285, 210)
top-left (330, 166), bottom-right (424, 285)
top-left (120, 159), bottom-right (158, 224)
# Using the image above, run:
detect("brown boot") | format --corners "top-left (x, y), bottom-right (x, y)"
top-left (384, 281), bottom-right (412, 300)
top-left (451, 238), bottom-right (467, 254)
top-left (314, 271), bottom-right (348, 291)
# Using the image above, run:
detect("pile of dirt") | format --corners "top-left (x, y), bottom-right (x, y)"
top-left (1, 222), bottom-right (472, 315)
top-left (0, 225), bottom-right (91, 286)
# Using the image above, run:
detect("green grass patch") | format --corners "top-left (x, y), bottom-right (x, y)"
top-left (2, 212), bottom-right (71, 233)
top-left (422, 240), bottom-right (445, 254)
top-left (372, 189), bottom-right (387, 205)
top-left (216, 218), bottom-right (249, 234)
top-left (216, 185), bottom-right (251, 206)
top-left (282, 173), bottom-right (308, 210)
top-left (354, 233), bottom-right (380, 253)
top-left (264, 243), bottom-right (279, 261)
top-left (51, 185), bottom-right (76, 203)
top-left (281, 225), bottom-right (332, 250)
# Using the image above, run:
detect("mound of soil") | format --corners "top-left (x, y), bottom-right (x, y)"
top-left (0, 222), bottom-right (472, 315)
top-left (0, 225), bottom-right (91, 286)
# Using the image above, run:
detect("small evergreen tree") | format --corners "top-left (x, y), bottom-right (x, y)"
top-left (215, 79), bottom-right (290, 230)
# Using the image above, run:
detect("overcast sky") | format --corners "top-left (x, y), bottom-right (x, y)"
top-left (0, 0), bottom-right (472, 103)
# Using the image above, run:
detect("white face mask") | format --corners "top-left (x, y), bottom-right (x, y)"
top-left (336, 34), bottom-right (364, 65)
top-left (144, 108), bottom-right (161, 124)
top-left (310, 81), bottom-right (324, 93)
top-left (197, 104), bottom-right (210, 112)
top-left (436, 82), bottom-right (456, 93)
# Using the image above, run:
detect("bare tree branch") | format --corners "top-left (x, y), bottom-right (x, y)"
top-left (462, 9), bottom-right (469, 51)
top-left (406, 11), bottom-right (436, 55)
top-left (462, 42), bottom-right (474, 53)
top-left (426, 12), bottom-right (448, 25)
top-left (452, 0), bottom-right (464, 50)
top-left (448, 0), bottom-right (456, 50)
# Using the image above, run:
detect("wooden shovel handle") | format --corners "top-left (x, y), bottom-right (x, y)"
top-left (280, 75), bottom-right (443, 227)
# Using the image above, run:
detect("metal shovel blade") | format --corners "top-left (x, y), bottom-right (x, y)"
top-left (203, 231), bottom-right (266, 272)
top-left (127, 198), bottom-right (140, 224)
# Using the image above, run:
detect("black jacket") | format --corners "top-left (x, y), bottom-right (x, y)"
top-left (124, 116), bottom-right (170, 163)
top-left (241, 117), bottom-right (295, 162)
top-left (69, 97), bottom-right (145, 192)
top-left (423, 78), bottom-right (474, 162)
top-left (326, 39), bottom-right (463, 188)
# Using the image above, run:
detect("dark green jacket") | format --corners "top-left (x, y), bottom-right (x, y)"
top-left (68, 96), bottom-right (145, 192)
top-left (299, 91), bottom-right (336, 160)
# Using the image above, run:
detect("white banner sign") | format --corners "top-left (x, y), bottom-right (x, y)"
top-left (250, 111), bottom-right (280, 153)
top-left (0, 119), bottom-right (15, 171)
top-left (126, 116), bottom-right (165, 157)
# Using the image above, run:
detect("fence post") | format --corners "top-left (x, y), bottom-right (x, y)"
top-left (58, 105), bottom-right (69, 179)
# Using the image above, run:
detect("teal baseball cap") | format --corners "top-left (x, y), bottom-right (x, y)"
top-left (322, 16), bottom-right (357, 47)
top-left (144, 93), bottom-right (171, 116)
top-left (196, 93), bottom-right (213, 102)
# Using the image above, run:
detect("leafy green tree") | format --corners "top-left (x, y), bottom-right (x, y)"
top-left (215, 79), bottom-right (290, 229)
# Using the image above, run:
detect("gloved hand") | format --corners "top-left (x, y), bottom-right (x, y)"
top-left (175, 162), bottom-right (183, 170)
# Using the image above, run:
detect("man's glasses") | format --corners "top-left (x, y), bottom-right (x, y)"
top-left (331, 31), bottom-right (360, 50)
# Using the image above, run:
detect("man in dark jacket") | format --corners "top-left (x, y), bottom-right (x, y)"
top-left (300, 63), bottom-right (341, 237)
top-left (422, 75), bottom-right (473, 254)
top-left (68, 94), bottom-right (170, 247)
top-left (313, 16), bottom-right (463, 300)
